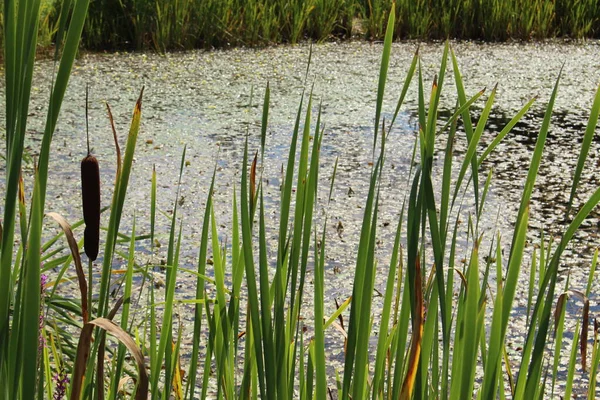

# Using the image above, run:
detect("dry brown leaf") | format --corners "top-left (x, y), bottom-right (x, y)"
top-left (97, 297), bottom-right (125, 400)
top-left (71, 317), bottom-right (148, 400)
top-left (554, 293), bottom-right (568, 334)
top-left (328, 320), bottom-right (348, 339)
top-left (568, 290), bottom-right (590, 372)
top-left (106, 102), bottom-right (121, 180)
top-left (46, 212), bottom-right (88, 324)
top-left (554, 290), bottom-right (590, 371)
top-left (117, 377), bottom-right (133, 395)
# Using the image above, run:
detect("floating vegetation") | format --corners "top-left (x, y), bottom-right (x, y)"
top-left (2, 1), bottom-right (600, 399)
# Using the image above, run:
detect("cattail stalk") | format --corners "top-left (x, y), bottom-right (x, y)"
top-left (81, 86), bottom-right (100, 261)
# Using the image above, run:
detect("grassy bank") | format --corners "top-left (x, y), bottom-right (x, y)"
top-left (79, 0), bottom-right (600, 50)
top-left (73, 0), bottom-right (600, 50)
top-left (0, 0), bottom-right (56, 55)
top-left (2, 0), bottom-right (600, 52)
top-left (3, 1), bottom-right (600, 399)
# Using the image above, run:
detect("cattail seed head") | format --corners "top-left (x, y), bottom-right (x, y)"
top-left (81, 153), bottom-right (100, 261)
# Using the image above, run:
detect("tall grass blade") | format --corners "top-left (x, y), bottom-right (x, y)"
top-left (563, 322), bottom-right (581, 399)
top-left (450, 47), bottom-right (480, 209)
top-left (261, 83), bottom-right (270, 160)
top-left (372, 2), bottom-right (394, 156)
top-left (240, 138), bottom-right (268, 399)
top-left (567, 83), bottom-right (600, 212)
top-left (372, 216), bottom-right (402, 399)
top-left (586, 249), bottom-right (598, 297)
top-left (109, 215), bottom-right (136, 400)
top-left (478, 97), bottom-right (537, 166)
top-left (314, 226), bottom-right (327, 399)
top-left (97, 88), bottom-right (143, 319)
top-left (389, 47), bottom-right (418, 130)
top-left (588, 320), bottom-right (600, 400)
top-left (511, 69), bottom-right (561, 258)
top-left (1, 1), bottom-right (90, 374)
top-left (481, 207), bottom-right (530, 398)
top-left (151, 165), bottom-right (157, 250)
top-left (185, 171), bottom-right (215, 399)
top-left (452, 83), bottom-right (496, 211)
top-left (523, 176), bottom-right (600, 396)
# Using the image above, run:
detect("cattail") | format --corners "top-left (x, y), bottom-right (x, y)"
top-left (81, 86), bottom-right (100, 261)
top-left (81, 154), bottom-right (100, 260)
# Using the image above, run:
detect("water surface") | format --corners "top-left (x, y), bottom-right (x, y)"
top-left (3, 40), bottom-right (600, 395)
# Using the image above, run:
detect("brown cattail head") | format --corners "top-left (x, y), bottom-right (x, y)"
top-left (81, 153), bottom-right (100, 261)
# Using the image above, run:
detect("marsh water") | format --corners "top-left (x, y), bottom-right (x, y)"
top-left (5, 40), bottom-right (600, 394)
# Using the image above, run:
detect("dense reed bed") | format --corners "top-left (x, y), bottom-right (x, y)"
top-left (2, 0), bottom-right (600, 51)
top-left (77, 0), bottom-right (600, 50)
top-left (2, 1), bottom-right (600, 399)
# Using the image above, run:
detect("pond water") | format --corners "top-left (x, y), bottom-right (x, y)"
top-left (3, 40), bottom-right (600, 395)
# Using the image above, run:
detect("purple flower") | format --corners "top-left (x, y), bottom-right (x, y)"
top-left (40, 273), bottom-right (49, 294)
top-left (53, 368), bottom-right (69, 400)
top-left (38, 274), bottom-right (48, 354)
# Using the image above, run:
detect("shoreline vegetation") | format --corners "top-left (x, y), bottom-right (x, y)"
top-left (2, 0), bottom-right (600, 53)
top-left (3, 0), bottom-right (600, 399)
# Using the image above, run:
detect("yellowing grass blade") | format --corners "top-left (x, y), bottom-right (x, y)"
top-left (400, 256), bottom-right (424, 400)
top-left (172, 340), bottom-right (184, 400)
